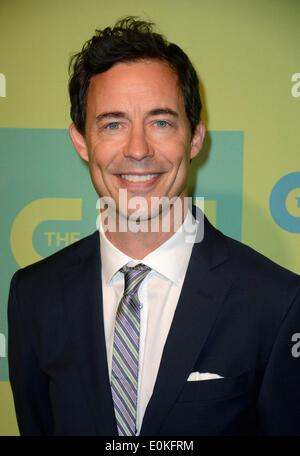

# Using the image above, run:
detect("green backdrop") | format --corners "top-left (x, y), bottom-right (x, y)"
top-left (0, 0), bottom-right (299, 435)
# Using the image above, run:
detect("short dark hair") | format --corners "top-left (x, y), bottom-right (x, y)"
top-left (68, 16), bottom-right (202, 135)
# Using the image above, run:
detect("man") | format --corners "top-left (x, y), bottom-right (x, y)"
top-left (8, 17), bottom-right (300, 436)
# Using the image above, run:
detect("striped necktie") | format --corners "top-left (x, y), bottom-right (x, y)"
top-left (111, 263), bottom-right (151, 436)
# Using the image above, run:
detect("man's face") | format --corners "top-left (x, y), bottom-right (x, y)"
top-left (70, 59), bottom-right (205, 221)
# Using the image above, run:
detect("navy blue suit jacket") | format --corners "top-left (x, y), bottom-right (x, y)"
top-left (7, 216), bottom-right (300, 435)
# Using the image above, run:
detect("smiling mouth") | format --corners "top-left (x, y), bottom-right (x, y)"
top-left (120, 173), bottom-right (160, 182)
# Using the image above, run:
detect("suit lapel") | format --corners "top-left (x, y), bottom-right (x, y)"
top-left (140, 217), bottom-right (233, 435)
top-left (61, 232), bottom-right (117, 436)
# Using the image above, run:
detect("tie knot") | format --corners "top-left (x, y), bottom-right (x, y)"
top-left (120, 263), bottom-right (151, 296)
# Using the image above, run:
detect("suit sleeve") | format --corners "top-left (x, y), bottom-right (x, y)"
top-left (257, 286), bottom-right (300, 435)
top-left (7, 270), bottom-right (54, 436)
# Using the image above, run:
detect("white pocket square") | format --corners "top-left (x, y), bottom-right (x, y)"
top-left (187, 372), bottom-right (224, 381)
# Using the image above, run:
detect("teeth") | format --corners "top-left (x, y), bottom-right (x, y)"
top-left (120, 174), bottom-right (158, 182)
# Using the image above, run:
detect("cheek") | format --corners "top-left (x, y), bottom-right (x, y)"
top-left (169, 143), bottom-right (191, 171)
top-left (163, 136), bottom-right (189, 160)
top-left (88, 141), bottom-right (109, 169)
top-left (88, 133), bottom-right (124, 166)
top-left (172, 146), bottom-right (191, 183)
top-left (85, 150), bottom-right (108, 190)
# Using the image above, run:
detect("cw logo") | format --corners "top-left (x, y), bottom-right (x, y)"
top-left (270, 172), bottom-right (300, 233)
top-left (10, 198), bottom-right (82, 267)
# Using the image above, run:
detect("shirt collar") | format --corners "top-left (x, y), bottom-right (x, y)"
top-left (99, 208), bottom-right (197, 286)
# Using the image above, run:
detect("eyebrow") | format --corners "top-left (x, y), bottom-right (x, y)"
top-left (95, 107), bottom-right (179, 123)
top-left (147, 108), bottom-right (179, 118)
top-left (96, 112), bottom-right (126, 123)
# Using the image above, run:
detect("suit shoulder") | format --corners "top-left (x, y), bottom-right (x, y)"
top-left (223, 233), bottom-right (300, 293)
top-left (15, 231), bottom-right (99, 284)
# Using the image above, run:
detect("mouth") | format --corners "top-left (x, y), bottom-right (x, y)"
top-left (120, 173), bottom-right (159, 182)
top-left (115, 172), bottom-right (163, 189)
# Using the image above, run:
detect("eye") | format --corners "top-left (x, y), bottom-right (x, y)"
top-left (104, 122), bottom-right (121, 130)
top-left (155, 120), bottom-right (170, 128)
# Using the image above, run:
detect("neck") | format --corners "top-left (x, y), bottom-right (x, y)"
top-left (101, 196), bottom-right (188, 259)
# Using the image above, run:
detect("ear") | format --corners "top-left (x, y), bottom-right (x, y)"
top-left (68, 123), bottom-right (89, 162)
top-left (190, 121), bottom-right (206, 160)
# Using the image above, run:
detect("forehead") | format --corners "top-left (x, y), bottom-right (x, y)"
top-left (86, 59), bottom-right (184, 111)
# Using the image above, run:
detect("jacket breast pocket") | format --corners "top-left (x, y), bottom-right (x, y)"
top-left (177, 371), bottom-right (251, 402)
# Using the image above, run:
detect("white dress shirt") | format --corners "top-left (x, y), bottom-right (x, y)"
top-left (99, 209), bottom-right (197, 434)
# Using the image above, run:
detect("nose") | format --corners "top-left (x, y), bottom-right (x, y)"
top-left (123, 125), bottom-right (153, 161)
